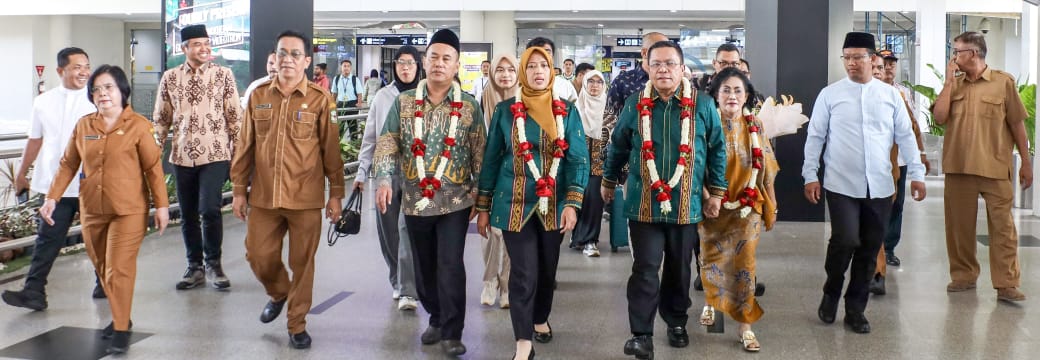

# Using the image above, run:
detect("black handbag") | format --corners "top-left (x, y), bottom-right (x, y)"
top-left (328, 188), bottom-right (362, 246)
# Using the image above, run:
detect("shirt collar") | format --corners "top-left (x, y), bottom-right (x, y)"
top-left (268, 76), bottom-right (310, 98)
top-left (179, 61), bottom-right (212, 75)
top-left (90, 105), bottom-right (137, 134)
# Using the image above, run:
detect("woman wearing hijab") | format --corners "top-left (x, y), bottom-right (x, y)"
top-left (476, 47), bottom-right (589, 360)
top-left (569, 70), bottom-right (608, 256)
top-left (478, 54), bottom-right (519, 309)
top-left (355, 45), bottom-right (423, 311)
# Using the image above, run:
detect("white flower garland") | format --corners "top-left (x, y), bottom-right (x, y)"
top-left (411, 79), bottom-right (463, 212)
top-left (513, 88), bottom-right (567, 215)
top-left (722, 108), bottom-right (765, 218)
top-left (639, 78), bottom-right (694, 214)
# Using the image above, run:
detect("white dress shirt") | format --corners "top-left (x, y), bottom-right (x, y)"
top-left (802, 77), bottom-right (925, 199)
top-left (553, 78), bottom-right (578, 103)
top-left (472, 76), bottom-right (489, 103)
top-left (28, 85), bottom-right (96, 197)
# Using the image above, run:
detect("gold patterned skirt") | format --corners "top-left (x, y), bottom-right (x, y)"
top-left (698, 209), bottom-right (764, 324)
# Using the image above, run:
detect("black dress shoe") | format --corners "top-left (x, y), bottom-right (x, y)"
top-left (289, 331), bottom-right (312, 349)
top-left (106, 330), bottom-right (131, 354)
top-left (92, 284), bottom-right (107, 299)
top-left (818, 294), bottom-right (838, 324)
top-left (623, 335), bottom-right (654, 360)
top-left (533, 323), bottom-right (553, 343)
top-left (260, 299), bottom-right (287, 323)
top-left (693, 276), bottom-right (703, 291)
top-left (102, 320), bottom-right (133, 339)
top-left (441, 340), bottom-right (467, 356)
top-left (666, 326), bottom-right (688, 348)
top-left (844, 313), bottom-right (871, 334)
top-left (1, 289), bottom-right (47, 311)
top-left (420, 326), bottom-right (442, 345)
top-left (869, 275), bottom-right (887, 295)
top-left (886, 252), bottom-right (901, 267)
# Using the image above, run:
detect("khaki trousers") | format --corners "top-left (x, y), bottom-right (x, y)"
top-left (482, 227), bottom-right (510, 288)
top-left (245, 207), bottom-right (322, 334)
top-left (944, 173), bottom-right (1020, 288)
top-left (81, 213), bottom-right (147, 331)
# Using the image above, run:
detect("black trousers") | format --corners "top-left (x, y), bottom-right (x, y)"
top-left (884, 166), bottom-right (908, 253)
top-left (571, 175), bottom-right (604, 247)
top-left (24, 197), bottom-right (98, 293)
top-left (337, 100), bottom-right (359, 140)
top-left (627, 220), bottom-right (698, 335)
top-left (502, 219), bottom-right (563, 340)
top-left (405, 208), bottom-right (471, 340)
top-left (174, 161), bottom-right (229, 265)
top-left (823, 191), bottom-right (892, 315)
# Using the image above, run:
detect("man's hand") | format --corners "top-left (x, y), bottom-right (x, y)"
top-left (477, 211), bottom-right (491, 238)
top-left (354, 181), bottom-right (364, 191)
top-left (15, 175), bottom-right (29, 194)
top-left (910, 181), bottom-right (927, 201)
top-left (704, 197), bottom-right (721, 218)
top-left (376, 185), bottom-right (393, 214)
top-left (1020, 161), bottom-right (1033, 190)
top-left (601, 186), bottom-right (615, 204)
top-left (154, 207), bottom-right (170, 235)
top-left (232, 195), bottom-right (249, 221)
top-left (945, 58), bottom-right (960, 82)
top-left (39, 199), bottom-right (57, 226)
top-left (559, 207), bottom-right (578, 234)
top-left (804, 182), bottom-right (822, 204)
top-left (326, 197), bottom-right (343, 222)
top-left (921, 156), bottom-right (932, 175)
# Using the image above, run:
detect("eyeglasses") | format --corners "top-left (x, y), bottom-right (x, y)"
top-left (649, 61), bottom-right (681, 70)
top-left (839, 54), bottom-right (871, 62)
top-left (715, 60), bottom-right (741, 68)
top-left (951, 48), bottom-right (976, 56)
top-left (395, 59), bottom-right (417, 67)
top-left (277, 50), bottom-right (306, 60)
top-left (586, 79), bottom-right (605, 85)
top-left (91, 83), bottom-right (118, 94)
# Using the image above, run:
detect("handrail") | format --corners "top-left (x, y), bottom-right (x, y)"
top-left (0, 134), bottom-right (28, 142)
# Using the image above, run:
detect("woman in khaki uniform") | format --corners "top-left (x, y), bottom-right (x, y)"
top-left (40, 65), bottom-right (170, 354)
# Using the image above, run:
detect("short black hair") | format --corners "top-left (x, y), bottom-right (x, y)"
top-left (57, 47), bottom-right (88, 68)
top-left (481, 60), bottom-right (491, 65)
top-left (316, 63), bottom-right (327, 71)
top-left (526, 37), bottom-right (556, 53)
top-left (370, 69), bottom-right (379, 78)
top-left (647, 41), bottom-right (684, 62)
top-left (716, 43), bottom-right (741, 57)
top-left (276, 30), bottom-right (311, 56)
top-left (87, 65), bottom-right (132, 109)
top-left (341, 59), bottom-right (352, 65)
top-left (564, 59), bottom-right (574, 64)
top-left (707, 67), bottom-right (758, 113)
top-left (575, 62), bottom-right (595, 75)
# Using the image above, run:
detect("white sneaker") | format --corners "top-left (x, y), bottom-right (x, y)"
top-left (499, 292), bottom-right (510, 309)
top-left (480, 281), bottom-right (497, 306)
top-left (583, 243), bottom-right (601, 257)
top-left (392, 289), bottom-right (401, 300)
top-left (397, 296), bottom-right (418, 311)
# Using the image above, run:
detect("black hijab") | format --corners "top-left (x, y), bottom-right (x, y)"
top-left (393, 45), bottom-right (423, 92)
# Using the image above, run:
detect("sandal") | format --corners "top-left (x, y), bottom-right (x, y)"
top-left (739, 330), bottom-right (761, 352)
top-left (699, 306), bottom-right (715, 326)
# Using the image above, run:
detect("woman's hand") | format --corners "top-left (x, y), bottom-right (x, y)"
top-left (560, 207), bottom-right (578, 234)
top-left (39, 199), bottom-right (57, 226)
top-left (154, 207), bottom-right (170, 235)
top-left (477, 212), bottom-right (491, 239)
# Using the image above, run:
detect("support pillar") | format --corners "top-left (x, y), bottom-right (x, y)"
top-left (250, 0), bottom-right (313, 80)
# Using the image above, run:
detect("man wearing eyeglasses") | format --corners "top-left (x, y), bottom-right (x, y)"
top-left (603, 40), bottom-right (727, 359)
top-left (933, 31), bottom-right (1031, 302)
top-left (803, 32), bottom-right (927, 335)
top-left (232, 30), bottom-right (344, 349)
top-left (154, 24), bottom-right (241, 292)
top-left (696, 43), bottom-right (742, 91)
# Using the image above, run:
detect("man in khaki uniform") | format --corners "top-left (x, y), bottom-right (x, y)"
top-left (933, 31), bottom-right (1031, 302)
top-left (231, 30), bottom-right (345, 349)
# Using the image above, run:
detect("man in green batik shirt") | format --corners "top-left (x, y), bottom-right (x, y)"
top-left (601, 41), bottom-right (727, 360)
top-left (372, 29), bottom-right (485, 357)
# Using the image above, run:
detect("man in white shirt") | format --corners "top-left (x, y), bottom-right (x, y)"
top-left (526, 37), bottom-right (578, 102)
top-left (242, 51), bottom-right (278, 107)
top-left (471, 60), bottom-right (491, 103)
top-left (802, 32), bottom-right (926, 334)
top-left (2, 48), bottom-right (99, 311)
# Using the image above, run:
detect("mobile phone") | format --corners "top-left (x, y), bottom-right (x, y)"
top-left (16, 189), bottom-right (29, 204)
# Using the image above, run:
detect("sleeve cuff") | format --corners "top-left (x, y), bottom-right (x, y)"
top-left (232, 184), bottom-right (248, 197)
top-left (564, 189), bottom-right (584, 209)
top-left (475, 193), bottom-right (492, 212)
top-left (328, 185), bottom-right (345, 199)
top-left (602, 178), bottom-right (618, 190)
top-left (707, 186), bottom-right (727, 199)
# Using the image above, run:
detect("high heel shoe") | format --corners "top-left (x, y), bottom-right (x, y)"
top-left (510, 348), bottom-right (536, 360)
top-left (533, 323), bottom-right (553, 343)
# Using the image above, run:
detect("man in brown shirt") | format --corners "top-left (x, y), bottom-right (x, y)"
top-left (933, 32), bottom-right (1031, 302)
top-left (231, 30), bottom-right (344, 349)
top-left (154, 24), bottom-right (242, 291)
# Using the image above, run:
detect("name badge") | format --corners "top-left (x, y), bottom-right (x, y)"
top-left (84, 135), bottom-right (101, 140)
top-left (255, 103), bottom-right (273, 109)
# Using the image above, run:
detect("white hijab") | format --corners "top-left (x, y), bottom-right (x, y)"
top-left (576, 70), bottom-right (607, 138)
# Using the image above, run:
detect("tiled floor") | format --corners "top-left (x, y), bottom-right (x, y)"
top-left (1, 177), bottom-right (1038, 359)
